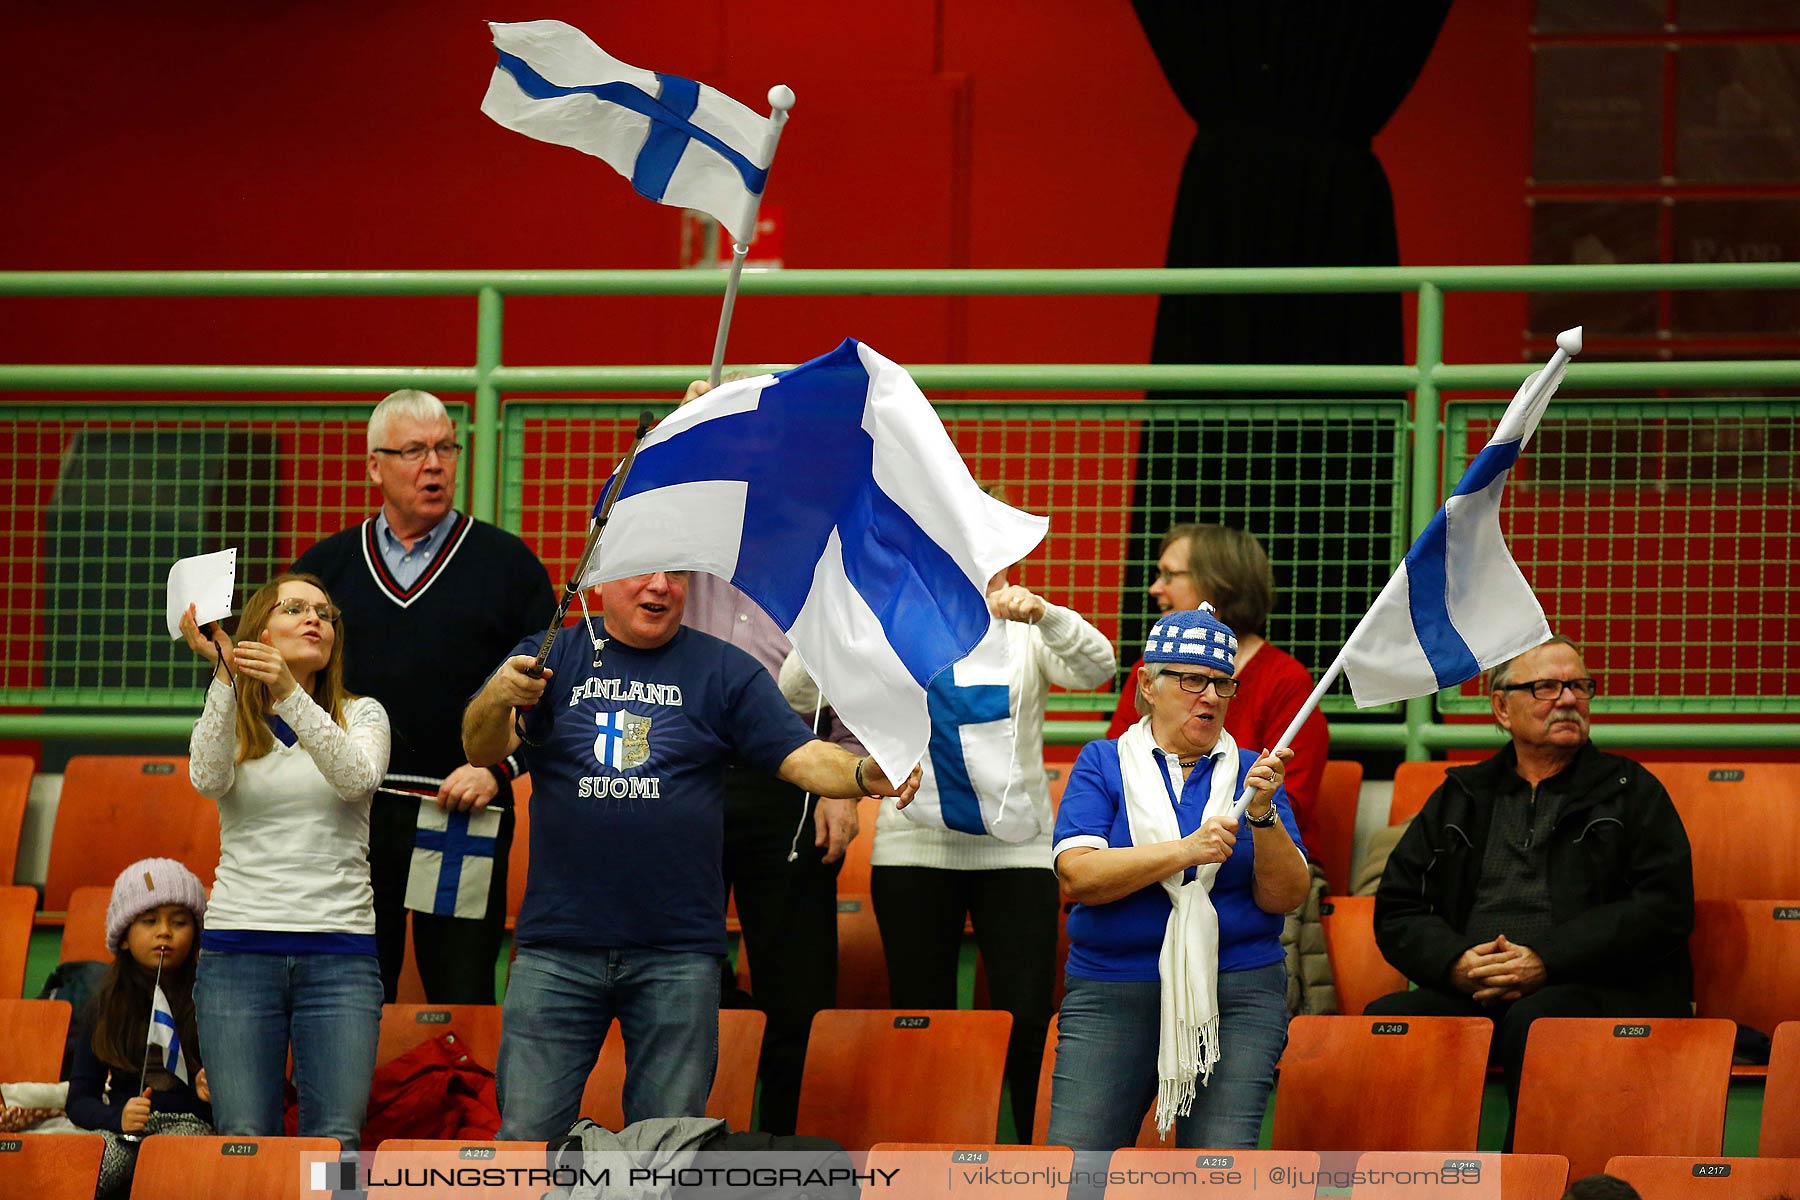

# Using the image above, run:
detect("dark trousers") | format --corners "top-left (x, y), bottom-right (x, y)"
top-left (369, 792), bottom-right (514, 1005)
top-left (721, 769), bottom-right (840, 1136)
top-left (871, 864), bottom-right (1060, 1141)
top-left (1364, 982), bottom-right (1691, 1147)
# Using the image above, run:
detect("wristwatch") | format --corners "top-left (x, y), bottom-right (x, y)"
top-left (1245, 802), bottom-right (1280, 828)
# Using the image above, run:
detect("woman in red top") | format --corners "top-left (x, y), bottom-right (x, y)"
top-left (1107, 524), bottom-right (1329, 847)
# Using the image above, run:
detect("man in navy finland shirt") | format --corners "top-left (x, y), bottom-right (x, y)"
top-left (464, 569), bottom-right (918, 1140)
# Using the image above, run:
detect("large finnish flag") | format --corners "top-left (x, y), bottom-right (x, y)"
top-left (481, 20), bottom-right (774, 244)
top-left (148, 983), bottom-right (190, 1085)
top-left (1339, 347), bottom-right (1572, 707)
top-left (581, 339), bottom-right (1048, 784)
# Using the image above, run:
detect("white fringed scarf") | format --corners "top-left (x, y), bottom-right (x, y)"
top-left (1116, 717), bottom-right (1239, 1138)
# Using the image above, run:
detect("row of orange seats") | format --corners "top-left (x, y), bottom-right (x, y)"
top-left (8, 757), bottom-right (1795, 929)
top-left (14, 1136), bottom-right (1800, 1200)
top-left (8, 1140), bottom-right (1800, 1200)
top-left (5, 998), bottom-right (1795, 1174)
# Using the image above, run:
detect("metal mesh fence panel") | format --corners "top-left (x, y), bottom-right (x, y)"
top-left (0, 401), bottom-right (469, 706)
top-left (502, 398), bottom-right (1411, 715)
top-left (1440, 396), bottom-right (1799, 714)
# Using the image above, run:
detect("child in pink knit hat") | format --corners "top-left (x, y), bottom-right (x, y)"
top-left (71, 858), bottom-right (213, 1198)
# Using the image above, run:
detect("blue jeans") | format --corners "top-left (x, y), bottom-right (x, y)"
top-left (497, 945), bottom-right (720, 1140)
top-left (194, 950), bottom-right (383, 1148)
top-left (1047, 961), bottom-right (1289, 1151)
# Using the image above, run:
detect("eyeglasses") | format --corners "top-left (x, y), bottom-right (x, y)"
top-left (276, 598), bottom-right (340, 622)
top-left (373, 441), bottom-right (462, 464)
top-left (1163, 670), bottom-right (1240, 698)
top-left (1497, 677), bottom-right (1598, 700)
top-left (1153, 568), bottom-right (1192, 585)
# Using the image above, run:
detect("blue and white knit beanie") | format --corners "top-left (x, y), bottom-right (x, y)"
top-left (1143, 602), bottom-right (1239, 675)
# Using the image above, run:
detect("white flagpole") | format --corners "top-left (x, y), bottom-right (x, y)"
top-left (707, 85), bottom-right (796, 387)
top-left (121, 954), bottom-right (167, 1143)
top-left (1224, 326), bottom-right (1584, 820)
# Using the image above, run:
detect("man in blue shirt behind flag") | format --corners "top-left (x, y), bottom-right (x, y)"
top-left (464, 568), bottom-right (918, 1140)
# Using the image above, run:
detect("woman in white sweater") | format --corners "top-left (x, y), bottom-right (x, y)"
top-left (781, 573), bottom-right (1114, 1140)
top-left (180, 573), bottom-right (389, 1149)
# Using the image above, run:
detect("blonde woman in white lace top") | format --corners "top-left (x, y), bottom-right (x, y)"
top-left (179, 573), bottom-right (389, 1149)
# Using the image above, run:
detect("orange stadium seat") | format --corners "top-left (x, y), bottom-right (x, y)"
top-left (0, 1133), bottom-right (105, 1200)
top-left (1386, 761), bottom-right (1449, 827)
top-left (1310, 759), bottom-right (1364, 897)
top-left (1651, 762), bottom-right (1800, 900)
top-left (0, 999), bottom-right (71, 1081)
top-left (0, 886), bottom-right (36, 998)
top-left (1764, 1023), bottom-right (1800, 1157)
top-left (43, 755), bottom-right (219, 912)
top-left (129, 1135), bottom-right (339, 1200)
top-left (59, 885), bottom-right (112, 963)
top-left (1349, 1152), bottom-right (1569, 1200)
top-left (796, 1009), bottom-right (1011, 1150)
top-left (376, 1004), bottom-right (505, 1072)
top-left (1319, 896), bottom-right (1407, 1017)
top-left (1104, 1149), bottom-right (1322, 1199)
top-left (1513, 1017), bottom-right (1734, 1180)
top-left (370, 1141), bottom-right (549, 1199)
top-left (1272, 1016), bottom-right (1493, 1152)
top-left (0, 755), bottom-right (32, 885)
top-left (1689, 900), bottom-right (1800, 1047)
top-left (581, 1008), bottom-right (765, 1133)
top-left (1606, 1155), bottom-right (1800, 1199)
top-left (865, 1144), bottom-right (1074, 1200)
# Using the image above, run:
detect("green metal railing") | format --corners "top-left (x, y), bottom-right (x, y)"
top-left (2, 264), bottom-right (1797, 753)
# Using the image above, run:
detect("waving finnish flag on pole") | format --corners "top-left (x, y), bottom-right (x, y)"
top-left (148, 982), bottom-right (189, 1085)
top-left (580, 339), bottom-right (1048, 785)
top-left (1218, 329), bottom-right (1583, 820)
top-left (1337, 329), bottom-right (1580, 707)
top-left (481, 19), bottom-right (781, 244)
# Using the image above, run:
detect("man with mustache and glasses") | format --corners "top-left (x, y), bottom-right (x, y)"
top-left (1368, 635), bottom-right (1695, 1145)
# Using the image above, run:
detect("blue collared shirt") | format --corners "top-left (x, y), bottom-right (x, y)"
top-left (375, 509), bottom-right (458, 589)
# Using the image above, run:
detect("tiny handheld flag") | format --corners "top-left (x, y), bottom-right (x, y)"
top-left (148, 982), bottom-right (189, 1085)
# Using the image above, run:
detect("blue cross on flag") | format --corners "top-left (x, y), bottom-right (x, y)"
top-left (579, 339), bottom-right (1048, 788)
top-left (905, 617), bottom-right (1039, 843)
top-left (482, 20), bottom-right (775, 243)
top-left (405, 801), bottom-right (501, 921)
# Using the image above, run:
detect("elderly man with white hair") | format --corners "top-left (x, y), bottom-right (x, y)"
top-left (294, 389), bottom-right (554, 1004)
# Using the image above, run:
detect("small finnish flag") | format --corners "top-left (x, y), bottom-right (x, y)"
top-left (148, 983), bottom-right (189, 1085)
top-left (405, 802), bottom-right (501, 920)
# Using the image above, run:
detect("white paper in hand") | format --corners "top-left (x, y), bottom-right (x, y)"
top-left (166, 549), bottom-right (237, 639)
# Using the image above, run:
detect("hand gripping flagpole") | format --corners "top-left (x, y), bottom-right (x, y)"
top-left (524, 410), bottom-right (656, 681)
top-left (1223, 326), bottom-right (1585, 822)
top-left (121, 953), bottom-right (167, 1144)
top-left (707, 86), bottom-right (796, 388)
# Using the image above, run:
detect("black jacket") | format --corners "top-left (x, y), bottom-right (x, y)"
top-left (1374, 741), bottom-right (1694, 1009)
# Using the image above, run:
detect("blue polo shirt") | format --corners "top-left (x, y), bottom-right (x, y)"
top-left (1051, 738), bottom-right (1306, 982)
top-left (508, 626), bottom-right (815, 956)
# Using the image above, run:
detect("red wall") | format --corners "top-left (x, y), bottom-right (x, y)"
top-left (0, 0), bottom-right (1530, 371)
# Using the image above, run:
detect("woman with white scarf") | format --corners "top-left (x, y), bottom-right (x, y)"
top-left (1047, 603), bottom-right (1310, 1149)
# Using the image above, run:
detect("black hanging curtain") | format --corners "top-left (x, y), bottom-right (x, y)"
top-left (1122, 0), bottom-right (1451, 669)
